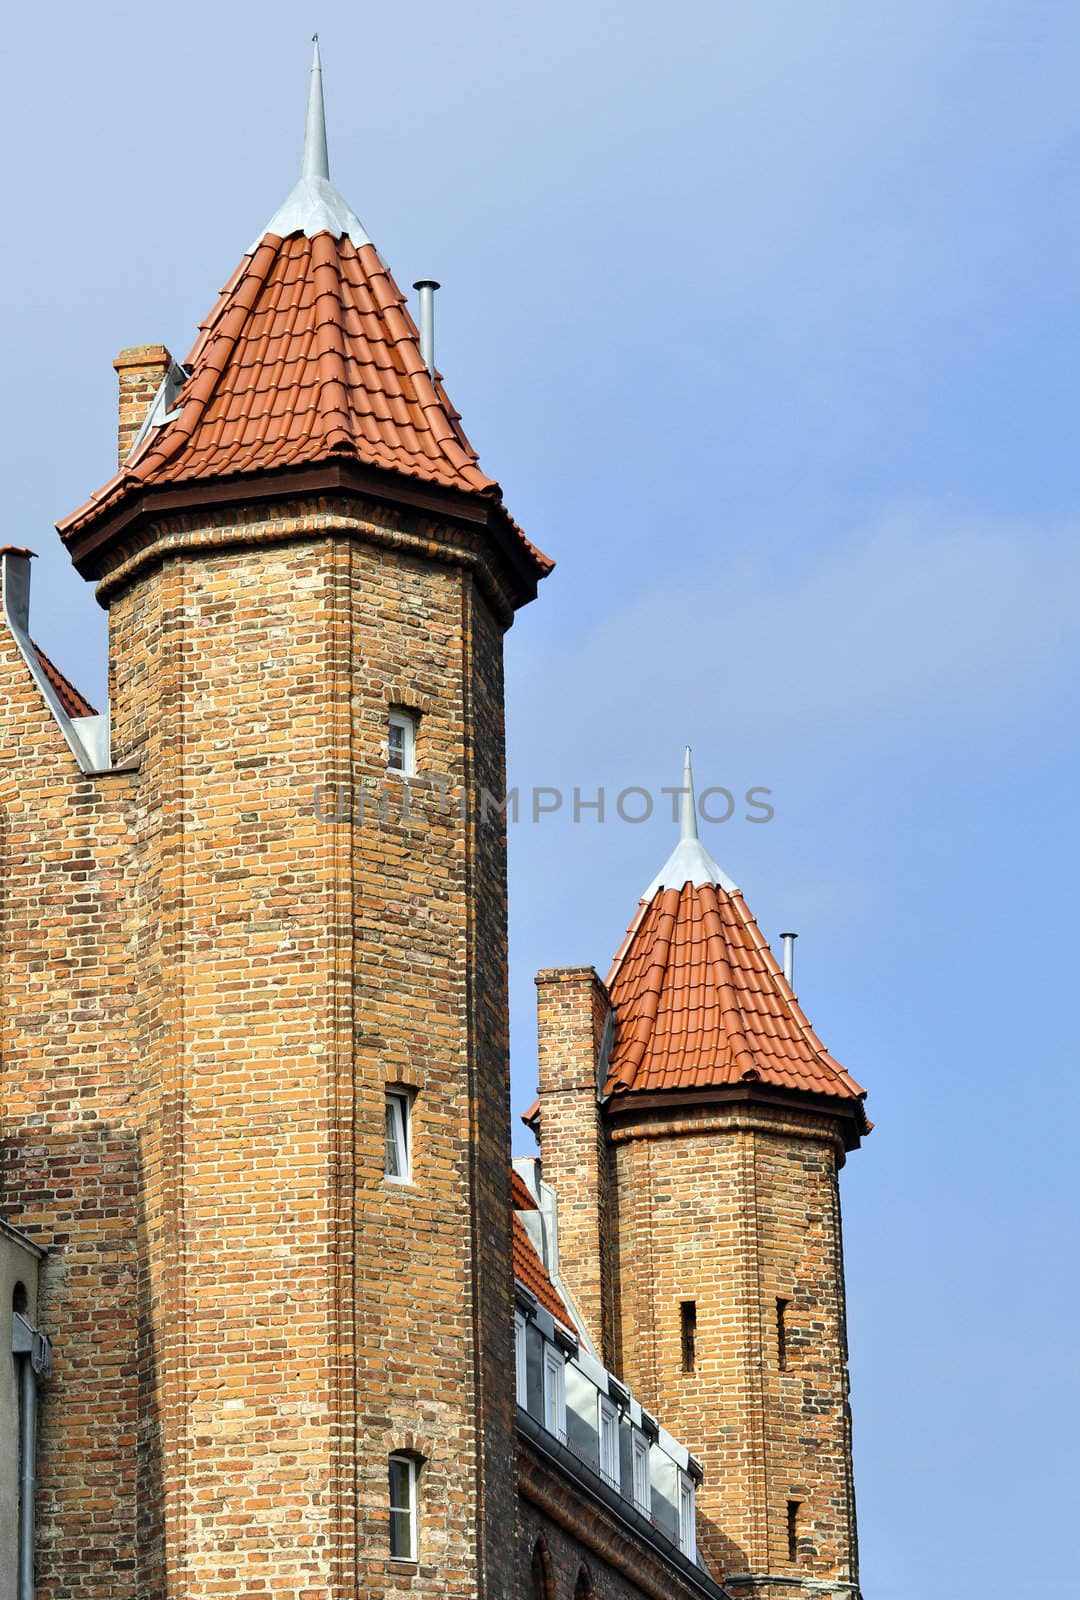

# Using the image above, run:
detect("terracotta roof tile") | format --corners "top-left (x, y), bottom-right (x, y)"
top-left (31, 642), bottom-right (96, 719)
top-left (59, 230), bottom-right (553, 582)
top-left (603, 880), bottom-right (868, 1126)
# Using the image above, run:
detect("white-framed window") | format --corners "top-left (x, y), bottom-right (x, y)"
top-left (598, 1395), bottom-right (620, 1489)
top-left (514, 1310), bottom-right (528, 1406)
top-left (678, 1470), bottom-right (697, 1560)
top-left (542, 1343), bottom-right (566, 1443)
top-left (388, 1453), bottom-right (418, 1561)
top-left (631, 1431), bottom-right (652, 1515)
top-left (384, 1089), bottom-right (412, 1182)
top-left (387, 709), bottom-right (418, 775)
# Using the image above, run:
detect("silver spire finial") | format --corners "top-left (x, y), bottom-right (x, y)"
top-left (251, 37), bottom-right (373, 253)
top-left (639, 746), bottom-right (739, 900)
top-left (302, 35), bottom-right (330, 181)
top-left (680, 744), bottom-right (698, 842)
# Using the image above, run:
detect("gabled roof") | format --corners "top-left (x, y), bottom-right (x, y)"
top-left (512, 1171), bottom-right (573, 1327)
top-left (58, 44), bottom-right (551, 588)
top-left (602, 751), bottom-right (868, 1129)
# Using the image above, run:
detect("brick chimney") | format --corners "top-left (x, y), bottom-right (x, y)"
top-left (534, 965), bottom-right (614, 1360)
top-left (113, 344), bottom-right (173, 465)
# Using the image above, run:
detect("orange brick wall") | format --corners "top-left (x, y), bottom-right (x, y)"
top-left (535, 967), bottom-right (614, 1359)
top-left (4, 491), bottom-right (519, 1599)
top-left (0, 612), bottom-right (140, 1598)
top-left (608, 1100), bottom-right (859, 1598)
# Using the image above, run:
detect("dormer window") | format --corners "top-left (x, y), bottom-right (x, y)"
top-left (387, 709), bottom-right (417, 775)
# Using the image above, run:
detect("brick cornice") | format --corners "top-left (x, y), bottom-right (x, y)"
top-left (86, 496), bottom-right (522, 627)
top-left (605, 1083), bottom-right (862, 1158)
top-left (61, 460), bottom-right (542, 616)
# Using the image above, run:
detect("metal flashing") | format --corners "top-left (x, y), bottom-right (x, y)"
top-left (0, 550), bottom-right (111, 773)
top-left (128, 358), bottom-right (189, 459)
top-left (250, 40), bottom-right (373, 252)
top-left (641, 746), bottom-right (738, 900)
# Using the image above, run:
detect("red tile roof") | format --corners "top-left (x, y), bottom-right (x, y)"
top-left (32, 642), bottom-right (96, 719)
top-left (603, 880), bottom-right (868, 1121)
top-left (511, 1174), bottom-right (573, 1327)
top-left (59, 229), bottom-right (552, 584)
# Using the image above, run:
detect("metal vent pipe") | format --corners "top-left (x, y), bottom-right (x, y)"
top-left (413, 280), bottom-right (440, 377)
top-left (780, 931), bottom-right (798, 991)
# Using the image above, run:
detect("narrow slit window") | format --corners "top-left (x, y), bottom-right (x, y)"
top-left (787, 1499), bottom-right (801, 1563)
top-left (389, 1454), bottom-right (418, 1561)
top-left (387, 709), bottom-right (418, 775)
top-left (384, 1090), bottom-right (411, 1182)
top-left (680, 1300), bottom-right (697, 1373)
top-left (776, 1297), bottom-right (790, 1370)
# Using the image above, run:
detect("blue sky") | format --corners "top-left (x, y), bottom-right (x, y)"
top-left (4, 3), bottom-right (1079, 1595)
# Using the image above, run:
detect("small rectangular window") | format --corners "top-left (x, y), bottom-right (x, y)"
top-left (542, 1344), bottom-right (566, 1443)
top-left (388, 1454), bottom-right (417, 1561)
top-left (598, 1395), bottom-right (620, 1489)
top-left (680, 1299), bottom-right (697, 1373)
top-left (776, 1297), bottom-right (790, 1370)
top-left (387, 709), bottom-right (417, 775)
top-left (631, 1431), bottom-right (651, 1515)
top-left (787, 1499), bottom-right (801, 1563)
top-left (384, 1090), bottom-right (411, 1182)
top-left (678, 1470), bottom-right (697, 1560)
top-left (514, 1310), bottom-right (528, 1406)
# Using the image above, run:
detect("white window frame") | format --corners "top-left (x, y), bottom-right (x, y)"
top-left (388, 1453), bottom-right (418, 1562)
top-left (384, 1089), bottom-right (412, 1183)
top-left (514, 1310), bottom-right (528, 1406)
top-left (631, 1431), bottom-right (652, 1515)
top-left (542, 1344), bottom-right (566, 1444)
top-left (598, 1394), bottom-right (620, 1489)
top-left (387, 709), bottom-right (418, 775)
top-left (678, 1469), bottom-right (697, 1560)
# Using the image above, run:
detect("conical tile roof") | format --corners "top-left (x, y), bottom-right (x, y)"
top-left (602, 752), bottom-right (868, 1126)
top-left (58, 43), bottom-right (551, 588)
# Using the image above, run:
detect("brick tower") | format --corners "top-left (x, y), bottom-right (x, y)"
top-left (2, 44), bottom-right (548, 1600)
top-left (534, 751), bottom-right (869, 1600)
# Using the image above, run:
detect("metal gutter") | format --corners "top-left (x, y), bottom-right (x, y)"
top-left (517, 1407), bottom-right (728, 1600)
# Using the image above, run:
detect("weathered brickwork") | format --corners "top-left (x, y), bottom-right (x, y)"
top-left (113, 345), bottom-right (173, 465)
top-left (2, 486), bottom-right (520, 1599)
top-left (0, 601), bottom-right (140, 1599)
top-left (534, 968), bottom-right (615, 1359)
top-left (607, 1100), bottom-right (859, 1599)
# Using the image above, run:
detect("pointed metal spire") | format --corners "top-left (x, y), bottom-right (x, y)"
top-left (250, 38), bottom-right (374, 253)
top-left (679, 743), bottom-right (698, 841)
top-left (641, 746), bottom-right (739, 900)
top-left (301, 36), bottom-right (330, 181)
